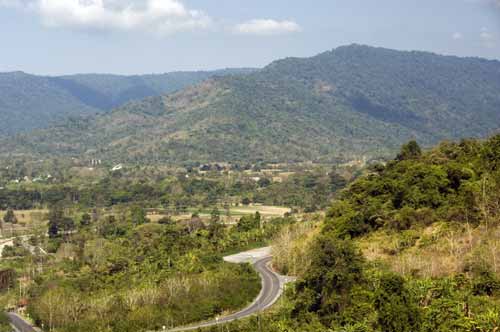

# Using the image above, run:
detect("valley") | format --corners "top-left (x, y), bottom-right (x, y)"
top-left (0, 42), bottom-right (499, 332)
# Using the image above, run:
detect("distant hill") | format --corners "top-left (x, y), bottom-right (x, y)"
top-left (3, 45), bottom-right (500, 164)
top-left (0, 68), bottom-right (256, 135)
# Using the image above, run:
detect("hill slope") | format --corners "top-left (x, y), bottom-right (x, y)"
top-left (0, 68), bottom-right (255, 135)
top-left (4, 45), bottom-right (500, 163)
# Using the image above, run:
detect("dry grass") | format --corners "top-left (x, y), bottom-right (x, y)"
top-left (229, 205), bottom-right (291, 217)
top-left (272, 221), bottom-right (321, 277)
top-left (358, 222), bottom-right (500, 278)
top-left (147, 205), bottom-right (290, 225)
top-left (0, 209), bottom-right (48, 237)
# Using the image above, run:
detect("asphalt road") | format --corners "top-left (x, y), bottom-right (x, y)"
top-left (168, 256), bottom-right (282, 331)
top-left (7, 312), bottom-right (38, 332)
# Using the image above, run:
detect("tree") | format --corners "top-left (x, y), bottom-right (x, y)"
top-left (329, 170), bottom-right (347, 192)
top-left (48, 205), bottom-right (64, 238)
top-left (237, 213), bottom-right (260, 232)
top-left (397, 140), bottom-right (422, 161)
top-left (208, 207), bottom-right (224, 241)
top-left (258, 178), bottom-right (271, 188)
top-left (62, 217), bottom-right (75, 233)
top-left (80, 213), bottom-right (91, 227)
top-left (374, 274), bottom-right (421, 332)
top-left (158, 216), bottom-right (175, 226)
top-left (294, 235), bottom-right (364, 320)
top-left (48, 221), bottom-right (59, 239)
top-left (3, 209), bottom-right (17, 224)
top-left (130, 206), bottom-right (149, 225)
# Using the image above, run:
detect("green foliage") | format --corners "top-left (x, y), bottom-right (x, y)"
top-left (324, 135), bottom-right (500, 239)
top-left (21, 201), bottom-right (296, 332)
top-left (293, 235), bottom-right (365, 324)
top-left (0, 69), bottom-right (255, 135)
top-left (2, 208), bottom-right (17, 224)
top-left (374, 274), bottom-right (421, 332)
top-left (48, 205), bottom-right (64, 238)
top-left (130, 205), bottom-right (149, 225)
top-left (240, 135), bottom-right (500, 332)
top-left (237, 212), bottom-right (261, 232)
top-left (397, 140), bottom-right (422, 161)
top-left (0, 312), bottom-right (11, 332)
top-left (80, 212), bottom-right (91, 226)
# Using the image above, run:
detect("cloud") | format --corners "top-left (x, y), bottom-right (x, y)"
top-left (1, 0), bottom-right (212, 34)
top-left (234, 19), bottom-right (301, 36)
top-left (480, 27), bottom-right (496, 47)
top-left (452, 32), bottom-right (463, 40)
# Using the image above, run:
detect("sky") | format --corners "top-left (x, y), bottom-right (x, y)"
top-left (0, 0), bottom-right (499, 75)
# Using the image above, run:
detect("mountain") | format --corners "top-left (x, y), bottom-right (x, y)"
top-left (3, 45), bottom-right (500, 164)
top-left (0, 68), bottom-right (256, 135)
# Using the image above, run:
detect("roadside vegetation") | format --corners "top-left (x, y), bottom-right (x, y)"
top-left (0, 203), bottom-right (296, 331)
top-left (3, 134), bottom-right (500, 332)
top-left (0, 162), bottom-right (348, 331)
top-left (202, 135), bottom-right (500, 332)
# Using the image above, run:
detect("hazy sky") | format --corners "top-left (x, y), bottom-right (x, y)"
top-left (1, 0), bottom-right (499, 75)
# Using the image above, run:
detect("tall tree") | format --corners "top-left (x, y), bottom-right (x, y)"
top-left (3, 209), bottom-right (17, 224)
top-left (397, 140), bottom-right (422, 161)
top-left (47, 205), bottom-right (64, 238)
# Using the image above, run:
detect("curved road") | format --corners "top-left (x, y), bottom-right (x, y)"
top-left (7, 312), bottom-right (38, 332)
top-left (168, 256), bottom-right (283, 331)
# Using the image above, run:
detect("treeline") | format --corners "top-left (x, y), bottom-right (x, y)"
top-left (0, 168), bottom-right (348, 212)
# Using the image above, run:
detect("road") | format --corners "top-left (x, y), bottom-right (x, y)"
top-left (168, 248), bottom-right (291, 332)
top-left (0, 236), bottom-right (47, 258)
top-left (7, 312), bottom-right (38, 332)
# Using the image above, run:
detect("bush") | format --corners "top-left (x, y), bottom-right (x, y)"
top-left (473, 273), bottom-right (500, 296)
top-left (374, 274), bottom-right (421, 332)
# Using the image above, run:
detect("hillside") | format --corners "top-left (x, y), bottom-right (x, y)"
top-left (0, 68), bottom-right (255, 135)
top-left (4, 45), bottom-right (500, 163)
top-left (219, 136), bottom-right (500, 332)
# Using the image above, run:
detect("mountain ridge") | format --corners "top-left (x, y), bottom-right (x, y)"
top-left (0, 68), bottom-right (257, 135)
top-left (3, 44), bottom-right (500, 164)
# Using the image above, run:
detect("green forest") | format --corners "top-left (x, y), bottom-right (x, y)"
top-left (4, 45), bottom-right (500, 164)
top-left (199, 135), bottom-right (500, 332)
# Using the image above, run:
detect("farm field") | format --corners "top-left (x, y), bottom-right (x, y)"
top-left (0, 209), bottom-right (47, 238)
top-left (147, 205), bottom-right (292, 224)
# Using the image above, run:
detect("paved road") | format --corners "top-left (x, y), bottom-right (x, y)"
top-left (7, 312), bottom-right (38, 332)
top-left (168, 256), bottom-right (283, 331)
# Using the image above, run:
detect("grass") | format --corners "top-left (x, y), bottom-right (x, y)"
top-left (0, 209), bottom-right (47, 238)
top-left (357, 222), bottom-right (500, 278)
top-left (147, 205), bottom-right (291, 225)
top-left (184, 205), bottom-right (290, 217)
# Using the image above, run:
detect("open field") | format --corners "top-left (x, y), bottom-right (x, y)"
top-left (184, 205), bottom-right (291, 217)
top-left (0, 209), bottom-right (47, 225)
top-left (228, 205), bottom-right (291, 217)
top-left (0, 209), bottom-right (48, 238)
top-left (147, 205), bottom-right (291, 225)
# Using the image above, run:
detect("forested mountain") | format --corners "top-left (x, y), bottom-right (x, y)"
top-left (0, 68), bottom-right (255, 135)
top-left (4, 45), bottom-right (500, 163)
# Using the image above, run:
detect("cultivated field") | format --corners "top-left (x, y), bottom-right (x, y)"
top-left (0, 209), bottom-right (48, 238)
